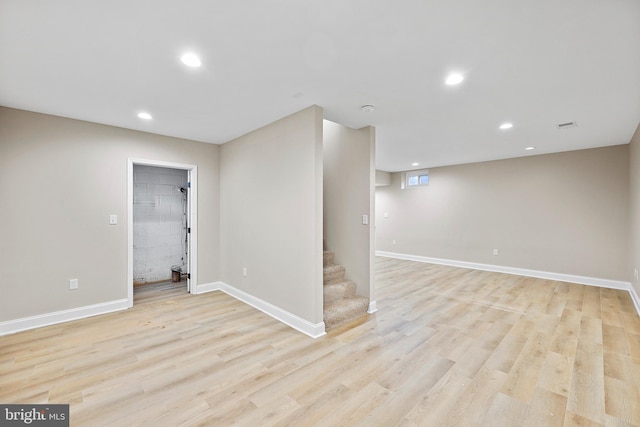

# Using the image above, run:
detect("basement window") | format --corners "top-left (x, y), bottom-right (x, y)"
top-left (403, 169), bottom-right (429, 188)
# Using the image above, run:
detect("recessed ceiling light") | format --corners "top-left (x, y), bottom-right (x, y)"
top-left (412, 162), bottom-right (420, 166)
top-left (137, 112), bottom-right (152, 120)
top-left (499, 123), bottom-right (513, 130)
top-left (445, 73), bottom-right (464, 85)
top-left (180, 53), bottom-right (201, 67)
top-left (525, 146), bottom-right (535, 151)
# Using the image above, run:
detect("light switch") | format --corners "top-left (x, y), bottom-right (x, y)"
top-left (109, 214), bottom-right (118, 225)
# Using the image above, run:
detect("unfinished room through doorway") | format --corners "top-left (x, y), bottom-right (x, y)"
top-left (127, 159), bottom-right (198, 307)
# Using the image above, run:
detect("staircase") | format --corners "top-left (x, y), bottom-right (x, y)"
top-left (323, 249), bottom-right (369, 329)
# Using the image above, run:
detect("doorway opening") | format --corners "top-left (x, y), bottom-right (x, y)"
top-left (127, 159), bottom-right (198, 307)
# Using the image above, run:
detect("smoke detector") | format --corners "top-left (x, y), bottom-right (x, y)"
top-left (361, 105), bottom-right (375, 113)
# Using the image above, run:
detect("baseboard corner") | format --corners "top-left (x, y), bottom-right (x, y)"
top-left (194, 281), bottom-right (223, 294)
top-left (368, 300), bottom-right (378, 314)
top-left (218, 282), bottom-right (326, 338)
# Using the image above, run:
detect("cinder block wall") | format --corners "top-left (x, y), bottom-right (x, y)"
top-left (133, 165), bottom-right (188, 284)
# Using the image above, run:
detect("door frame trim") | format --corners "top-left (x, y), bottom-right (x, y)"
top-left (127, 158), bottom-right (198, 307)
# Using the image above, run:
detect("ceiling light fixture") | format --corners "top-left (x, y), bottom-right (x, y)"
top-left (181, 52), bottom-right (202, 67)
top-left (412, 162), bottom-right (420, 166)
top-left (525, 146), bottom-right (535, 151)
top-left (361, 105), bottom-right (375, 113)
top-left (445, 73), bottom-right (464, 85)
top-left (499, 123), bottom-right (513, 130)
top-left (137, 112), bottom-right (152, 120)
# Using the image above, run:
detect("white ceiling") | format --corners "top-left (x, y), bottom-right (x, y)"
top-left (1, 0), bottom-right (639, 172)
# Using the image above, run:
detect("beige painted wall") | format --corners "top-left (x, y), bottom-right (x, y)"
top-left (375, 170), bottom-right (391, 187)
top-left (629, 124), bottom-right (640, 295)
top-left (376, 145), bottom-right (629, 281)
top-left (0, 107), bottom-right (220, 322)
top-left (323, 121), bottom-right (375, 300)
top-left (220, 106), bottom-right (324, 324)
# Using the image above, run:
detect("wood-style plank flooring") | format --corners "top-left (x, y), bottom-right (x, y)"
top-left (1, 258), bottom-right (640, 426)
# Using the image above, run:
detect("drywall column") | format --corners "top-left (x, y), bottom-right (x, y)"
top-left (630, 123), bottom-right (640, 300)
top-left (368, 128), bottom-right (376, 307)
top-left (323, 120), bottom-right (376, 301)
top-left (220, 106), bottom-right (324, 326)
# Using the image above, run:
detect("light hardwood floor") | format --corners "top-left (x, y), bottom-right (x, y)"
top-left (1, 258), bottom-right (639, 426)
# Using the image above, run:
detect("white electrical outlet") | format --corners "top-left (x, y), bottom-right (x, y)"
top-left (69, 278), bottom-right (78, 290)
top-left (243, 267), bottom-right (247, 277)
top-left (362, 214), bottom-right (368, 225)
top-left (493, 249), bottom-right (499, 256)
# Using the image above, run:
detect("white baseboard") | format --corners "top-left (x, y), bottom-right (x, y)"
top-left (194, 281), bottom-right (223, 294)
top-left (0, 282), bottom-right (326, 339)
top-left (214, 282), bottom-right (326, 339)
top-left (0, 299), bottom-right (129, 336)
top-left (377, 251), bottom-right (640, 316)
top-left (629, 285), bottom-right (640, 315)
top-left (368, 300), bottom-right (378, 314)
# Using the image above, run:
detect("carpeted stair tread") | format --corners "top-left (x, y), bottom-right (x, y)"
top-left (323, 280), bottom-right (357, 306)
top-left (323, 251), bottom-right (335, 267)
top-left (324, 296), bottom-right (370, 329)
top-left (323, 264), bottom-right (345, 284)
top-left (322, 245), bottom-right (370, 330)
